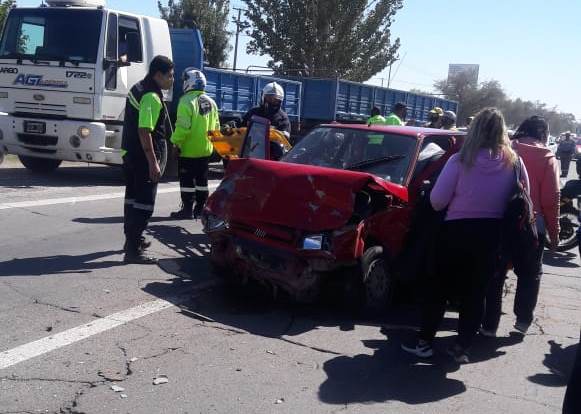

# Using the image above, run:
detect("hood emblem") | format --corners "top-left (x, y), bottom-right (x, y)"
top-left (33, 94), bottom-right (45, 102)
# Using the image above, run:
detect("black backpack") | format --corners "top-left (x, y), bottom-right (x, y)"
top-left (501, 157), bottom-right (539, 269)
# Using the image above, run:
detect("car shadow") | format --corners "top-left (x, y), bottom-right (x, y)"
top-left (528, 340), bottom-right (578, 387)
top-left (318, 327), bottom-right (466, 405)
top-left (0, 250), bottom-right (124, 277)
top-left (544, 250), bottom-right (580, 268)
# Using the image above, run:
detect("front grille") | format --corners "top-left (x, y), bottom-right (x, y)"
top-left (18, 133), bottom-right (58, 146)
top-left (230, 221), bottom-right (297, 244)
top-left (15, 101), bottom-right (67, 117)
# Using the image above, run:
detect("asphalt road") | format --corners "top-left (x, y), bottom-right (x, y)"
top-left (0, 158), bottom-right (579, 414)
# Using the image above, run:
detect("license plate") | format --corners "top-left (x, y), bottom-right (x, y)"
top-left (24, 121), bottom-right (46, 134)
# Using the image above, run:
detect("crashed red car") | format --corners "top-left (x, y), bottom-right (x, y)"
top-left (203, 124), bottom-right (465, 310)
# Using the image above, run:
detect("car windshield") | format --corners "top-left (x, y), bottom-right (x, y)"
top-left (283, 127), bottom-right (417, 184)
top-left (0, 9), bottom-right (103, 64)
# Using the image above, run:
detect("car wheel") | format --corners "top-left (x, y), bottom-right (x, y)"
top-left (361, 246), bottom-right (394, 315)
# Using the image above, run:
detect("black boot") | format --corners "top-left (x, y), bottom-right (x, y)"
top-left (123, 236), bottom-right (151, 253)
top-left (170, 204), bottom-right (193, 220)
top-left (124, 236), bottom-right (157, 265)
top-left (193, 203), bottom-right (204, 220)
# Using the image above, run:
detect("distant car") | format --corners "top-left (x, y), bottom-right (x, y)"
top-left (203, 123), bottom-right (465, 311)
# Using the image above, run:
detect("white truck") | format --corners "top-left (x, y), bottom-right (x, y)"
top-left (0, 0), bottom-right (172, 172)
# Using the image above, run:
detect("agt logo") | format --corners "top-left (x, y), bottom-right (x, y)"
top-left (13, 74), bottom-right (68, 88)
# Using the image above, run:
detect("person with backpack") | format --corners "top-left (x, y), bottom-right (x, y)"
top-left (481, 116), bottom-right (560, 336)
top-left (401, 108), bottom-right (528, 363)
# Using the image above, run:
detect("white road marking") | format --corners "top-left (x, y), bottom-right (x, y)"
top-left (0, 183), bottom-right (219, 211)
top-left (0, 278), bottom-right (219, 371)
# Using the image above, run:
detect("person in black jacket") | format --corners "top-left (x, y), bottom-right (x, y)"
top-left (121, 56), bottom-right (174, 264)
top-left (242, 82), bottom-right (291, 137)
top-left (563, 330), bottom-right (581, 413)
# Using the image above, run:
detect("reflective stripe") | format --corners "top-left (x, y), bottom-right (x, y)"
top-left (128, 92), bottom-right (140, 111)
top-left (133, 202), bottom-right (154, 212)
top-left (124, 199), bottom-right (135, 205)
top-left (180, 187), bottom-right (197, 193)
top-left (196, 186), bottom-right (209, 191)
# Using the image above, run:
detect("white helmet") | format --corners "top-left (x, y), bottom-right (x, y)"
top-left (261, 82), bottom-right (284, 104)
top-left (182, 68), bottom-right (206, 93)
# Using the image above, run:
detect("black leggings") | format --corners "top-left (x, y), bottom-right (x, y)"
top-left (419, 219), bottom-right (502, 349)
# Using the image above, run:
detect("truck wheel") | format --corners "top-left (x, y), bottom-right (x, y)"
top-left (361, 246), bottom-right (394, 315)
top-left (18, 156), bottom-right (62, 173)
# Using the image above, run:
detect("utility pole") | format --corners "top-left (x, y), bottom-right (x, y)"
top-left (232, 8), bottom-right (244, 72)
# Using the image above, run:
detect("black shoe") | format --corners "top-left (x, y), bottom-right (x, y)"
top-left (447, 344), bottom-right (469, 364)
top-left (123, 237), bottom-right (151, 252)
top-left (124, 251), bottom-right (158, 265)
top-left (170, 208), bottom-right (193, 220)
top-left (193, 204), bottom-right (204, 220)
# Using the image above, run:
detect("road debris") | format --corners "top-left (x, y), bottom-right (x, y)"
top-left (275, 398), bottom-right (285, 404)
top-left (111, 385), bottom-right (125, 393)
top-left (130, 357), bottom-right (139, 362)
top-left (99, 369), bottom-right (125, 382)
top-left (120, 394), bottom-right (128, 399)
top-left (153, 375), bottom-right (169, 385)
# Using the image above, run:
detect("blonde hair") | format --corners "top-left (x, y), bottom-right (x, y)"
top-left (459, 107), bottom-right (517, 168)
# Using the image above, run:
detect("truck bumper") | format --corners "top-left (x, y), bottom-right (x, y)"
top-left (0, 113), bottom-right (123, 165)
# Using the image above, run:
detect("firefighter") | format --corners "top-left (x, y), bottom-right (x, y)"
top-left (441, 110), bottom-right (458, 131)
top-left (425, 107), bottom-right (443, 128)
top-left (242, 82), bottom-right (291, 137)
top-left (169, 68), bottom-right (220, 220)
top-left (122, 56), bottom-right (174, 264)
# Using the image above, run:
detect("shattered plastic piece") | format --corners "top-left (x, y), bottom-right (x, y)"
top-left (130, 357), bottom-right (139, 362)
top-left (103, 289), bottom-right (111, 294)
top-left (275, 398), bottom-right (285, 404)
top-left (120, 394), bottom-right (128, 399)
top-left (153, 375), bottom-right (169, 385)
top-left (266, 350), bottom-right (276, 355)
top-left (111, 385), bottom-right (125, 392)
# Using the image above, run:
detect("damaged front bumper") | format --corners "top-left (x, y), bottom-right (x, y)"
top-left (209, 232), bottom-right (341, 299)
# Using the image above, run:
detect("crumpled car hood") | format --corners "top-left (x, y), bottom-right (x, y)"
top-left (206, 159), bottom-right (408, 233)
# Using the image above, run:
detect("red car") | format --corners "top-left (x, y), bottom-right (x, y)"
top-left (203, 123), bottom-right (465, 311)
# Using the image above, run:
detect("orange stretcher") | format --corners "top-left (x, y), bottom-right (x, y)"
top-left (208, 127), bottom-right (292, 159)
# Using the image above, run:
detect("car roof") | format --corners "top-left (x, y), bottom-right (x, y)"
top-left (318, 124), bottom-right (465, 138)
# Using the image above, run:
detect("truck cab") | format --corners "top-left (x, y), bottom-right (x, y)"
top-left (0, 0), bottom-right (172, 172)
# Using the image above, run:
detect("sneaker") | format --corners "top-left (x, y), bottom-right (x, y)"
top-left (447, 344), bottom-right (469, 364)
top-left (401, 340), bottom-right (434, 358)
top-left (479, 327), bottom-right (497, 338)
top-left (170, 208), bottom-right (193, 220)
top-left (124, 251), bottom-right (158, 265)
top-left (514, 321), bottom-right (531, 334)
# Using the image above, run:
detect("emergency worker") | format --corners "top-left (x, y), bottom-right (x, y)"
top-left (242, 82), bottom-right (291, 137)
top-left (425, 107), bottom-right (443, 128)
top-left (169, 69), bottom-right (220, 220)
top-left (122, 56), bottom-right (174, 264)
top-left (367, 106), bottom-right (386, 125)
top-left (385, 102), bottom-right (407, 126)
top-left (441, 110), bottom-right (458, 131)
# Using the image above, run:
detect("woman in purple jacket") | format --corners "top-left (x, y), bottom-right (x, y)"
top-left (402, 107), bottom-right (529, 363)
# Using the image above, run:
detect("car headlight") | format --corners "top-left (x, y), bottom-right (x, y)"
top-left (302, 235), bottom-right (324, 250)
top-left (204, 214), bottom-right (228, 233)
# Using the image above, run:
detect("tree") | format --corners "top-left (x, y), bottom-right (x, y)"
top-left (435, 74), bottom-right (578, 133)
top-left (158, 0), bottom-right (231, 68)
top-left (242, 0), bottom-right (403, 82)
top-left (0, 0), bottom-right (16, 31)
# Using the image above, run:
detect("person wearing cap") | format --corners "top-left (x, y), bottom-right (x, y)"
top-left (367, 106), bottom-right (386, 126)
top-left (441, 110), bottom-right (458, 131)
top-left (385, 102), bottom-right (407, 126)
top-left (169, 68), bottom-right (220, 220)
top-left (425, 107), bottom-right (443, 129)
top-left (242, 82), bottom-right (291, 137)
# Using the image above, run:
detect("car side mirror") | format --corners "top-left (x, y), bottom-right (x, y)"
top-left (126, 32), bottom-right (141, 63)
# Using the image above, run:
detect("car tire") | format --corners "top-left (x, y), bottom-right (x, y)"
top-left (361, 246), bottom-right (394, 315)
top-left (18, 156), bottom-right (62, 173)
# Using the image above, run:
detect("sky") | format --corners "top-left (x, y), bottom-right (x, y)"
top-left (19, 0), bottom-right (581, 119)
